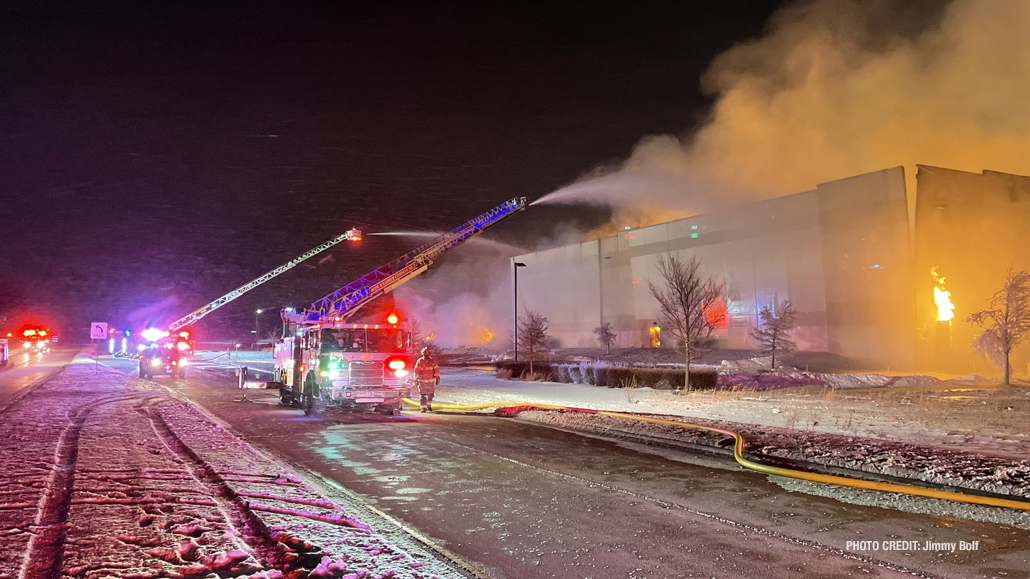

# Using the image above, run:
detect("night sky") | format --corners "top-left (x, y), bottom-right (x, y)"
top-left (0, 2), bottom-right (784, 340)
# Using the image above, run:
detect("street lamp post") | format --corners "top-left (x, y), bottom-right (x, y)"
top-left (254, 309), bottom-right (263, 349)
top-left (513, 261), bottom-right (527, 362)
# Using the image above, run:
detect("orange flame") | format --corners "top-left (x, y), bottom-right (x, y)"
top-left (931, 267), bottom-right (955, 322)
top-left (474, 327), bottom-right (494, 344)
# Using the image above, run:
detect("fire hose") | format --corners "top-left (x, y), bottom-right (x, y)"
top-left (401, 399), bottom-right (1030, 512)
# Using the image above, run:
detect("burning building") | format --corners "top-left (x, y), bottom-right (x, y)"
top-left (512, 165), bottom-right (1030, 372)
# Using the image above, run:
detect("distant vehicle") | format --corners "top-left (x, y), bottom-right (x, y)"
top-left (138, 347), bottom-right (187, 379)
top-left (0, 339), bottom-right (8, 367)
top-left (19, 327), bottom-right (52, 354)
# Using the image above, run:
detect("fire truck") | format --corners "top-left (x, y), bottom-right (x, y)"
top-left (274, 197), bottom-right (528, 415)
top-left (19, 327), bottom-right (53, 354)
top-left (275, 313), bottom-right (413, 414)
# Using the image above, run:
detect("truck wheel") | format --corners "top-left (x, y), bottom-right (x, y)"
top-left (138, 367), bottom-right (145, 378)
top-left (278, 386), bottom-right (292, 406)
top-left (178, 368), bottom-right (186, 379)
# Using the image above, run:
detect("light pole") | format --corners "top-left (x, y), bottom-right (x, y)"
top-left (513, 261), bottom-right (527, 362)
top-left (254, 309), bottom-right (263, 349)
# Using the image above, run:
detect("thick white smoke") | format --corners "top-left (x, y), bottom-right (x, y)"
top-left (538, 0), bottom-right (1030, 224)
top-left (393, 236), bottom-right (521, 349)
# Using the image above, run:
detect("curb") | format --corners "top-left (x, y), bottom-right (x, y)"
top-left (0, 365), bottom-right (68, 415)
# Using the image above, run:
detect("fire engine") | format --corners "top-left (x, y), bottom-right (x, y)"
top-left (275, 313), bottom-right (413, 414)
top-left (19, 327), bottom-right (53, 354)
top-left (273, 197), bottom-right (528, 415)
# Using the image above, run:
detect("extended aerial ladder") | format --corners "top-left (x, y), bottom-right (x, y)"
top-left (166, 228), bottom-right (362, 332)
top-left (290, 197), bottom-right (528, 326)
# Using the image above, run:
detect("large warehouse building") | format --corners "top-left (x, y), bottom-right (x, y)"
top-left (512, 166), bottom-right (1030, 372)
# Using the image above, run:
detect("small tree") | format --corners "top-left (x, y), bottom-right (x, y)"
top-left (409, 317), bottom-right (443, 360)
top-left (648, 254), bottom-right (724, 390)
top-left (965, 268), bottom-right (1030, 385)
top-left (751, 300), bottom-right (799, 370)
top-left (517, 309), bottom-right (549, 376)
top-left (593, 322), bottom-right (616, 355)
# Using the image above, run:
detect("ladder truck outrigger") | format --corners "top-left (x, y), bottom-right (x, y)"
top-left (273, 197), bottom-right (528, 416)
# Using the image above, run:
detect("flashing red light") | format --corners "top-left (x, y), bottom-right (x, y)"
top-left (23, 329), bottom-right (37, 337)
top-left (177, 342), bottom-right (189, 351)
top-left (387, 359), bottom-right (405, 370)
top-left (179, 331), bottom-right (189, 338)
top-left (387, 314), bottom-right (399, 325)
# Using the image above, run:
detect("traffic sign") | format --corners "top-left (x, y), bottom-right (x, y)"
top-left (90, 322), bottom-right (108, 340)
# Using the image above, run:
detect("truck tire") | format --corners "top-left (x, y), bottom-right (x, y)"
top-left (278, 386), bottom-right (293, 406)
top-left (138, 367), bottom-right (145, 378)
top-left (302, 372), bottom-right (321, 415)
top-left (178, 368), bottom-right (186, 379)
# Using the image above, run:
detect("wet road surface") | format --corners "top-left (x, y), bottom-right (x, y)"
top-left (100, 357), bottom-right (1030, 579)
top-left (0, 346), bottom-right (77, 408)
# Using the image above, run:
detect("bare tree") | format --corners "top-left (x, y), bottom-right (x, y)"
top-left (965, 268), bottom-right (1030, 385)
top-left (517, 309), bottom-right (549, 376)
top-left (751, 300), bottom-right (799, 370)
top-left (593, 322), bottom-right (616, 356)
top-left (409, 317), bottom-right (443, 360)
top-left (648, 254), bottom-right (724, 390)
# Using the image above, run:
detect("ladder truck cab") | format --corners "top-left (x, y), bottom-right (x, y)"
top-left (275, 313), bottom-right (412, 415)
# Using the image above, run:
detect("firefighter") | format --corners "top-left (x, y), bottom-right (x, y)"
top-left (413, 346), bottom-right (440, 412)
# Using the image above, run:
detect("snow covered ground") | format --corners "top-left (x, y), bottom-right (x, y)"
top-left (437, 367), bottom-right (1030, 458)
top-left (434, 368), bottom-right (1030, 507)
top-left (0, 356), bottom-right (467, 579)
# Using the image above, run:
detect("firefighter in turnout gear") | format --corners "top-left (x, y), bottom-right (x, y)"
top-left (414, 347), bottom-right (440, 412)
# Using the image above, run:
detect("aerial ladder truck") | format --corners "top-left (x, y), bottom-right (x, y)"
top-left (273, 197), bottom-right (528, 415)
top-left (140, 228), bottom-right (363, 352)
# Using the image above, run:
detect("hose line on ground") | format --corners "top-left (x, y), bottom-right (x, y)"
top-left (401, 398), bottom-right (1030, 512)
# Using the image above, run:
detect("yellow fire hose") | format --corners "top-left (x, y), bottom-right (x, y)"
top-left (402, 398), bottom-right (1030, 511)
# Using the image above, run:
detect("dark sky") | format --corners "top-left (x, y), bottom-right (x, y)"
top-left (0, 1), bottom-right (784, 339)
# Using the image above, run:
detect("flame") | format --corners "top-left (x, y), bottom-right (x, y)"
top-left (474, 327), bottom-right (494, 344)
top-left (931, 267), bottom-right (955, 322)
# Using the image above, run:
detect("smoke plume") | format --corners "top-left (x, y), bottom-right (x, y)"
top-left (538, 0), bottom-right (1030, 223)
top-left (394, 236), bottom-right (522, 349)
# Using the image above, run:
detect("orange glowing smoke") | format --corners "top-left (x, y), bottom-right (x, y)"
top-left (931, 267), bottom-right (955, 322)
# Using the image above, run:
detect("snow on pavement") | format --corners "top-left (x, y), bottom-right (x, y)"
top-left (0, 357), bottom-right (466, 579)
top-left (435, 368), bottom-right (1030, 507)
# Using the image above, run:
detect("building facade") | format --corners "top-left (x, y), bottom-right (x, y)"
top-left (513, 166), bottom-right (1030, 372)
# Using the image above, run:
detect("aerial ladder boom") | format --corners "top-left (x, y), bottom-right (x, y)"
top-left (168, 229), bottom-right (362, 332)
top-left (296, 197), bottom-right (528, 324)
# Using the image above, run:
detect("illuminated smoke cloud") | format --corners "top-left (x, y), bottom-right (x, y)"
top-left (537, 0), bottom-right (1030, 221)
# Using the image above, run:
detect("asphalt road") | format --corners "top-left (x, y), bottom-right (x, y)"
top-left (0, 345), bottom-right (78, 408)
top-left (99, 357), bottom-right (1030, 579)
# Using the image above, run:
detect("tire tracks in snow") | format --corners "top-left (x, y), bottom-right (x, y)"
top-left (134, 398), bottom-right (277, 560)
top-left (17, 393), bottom-right (148, 579)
